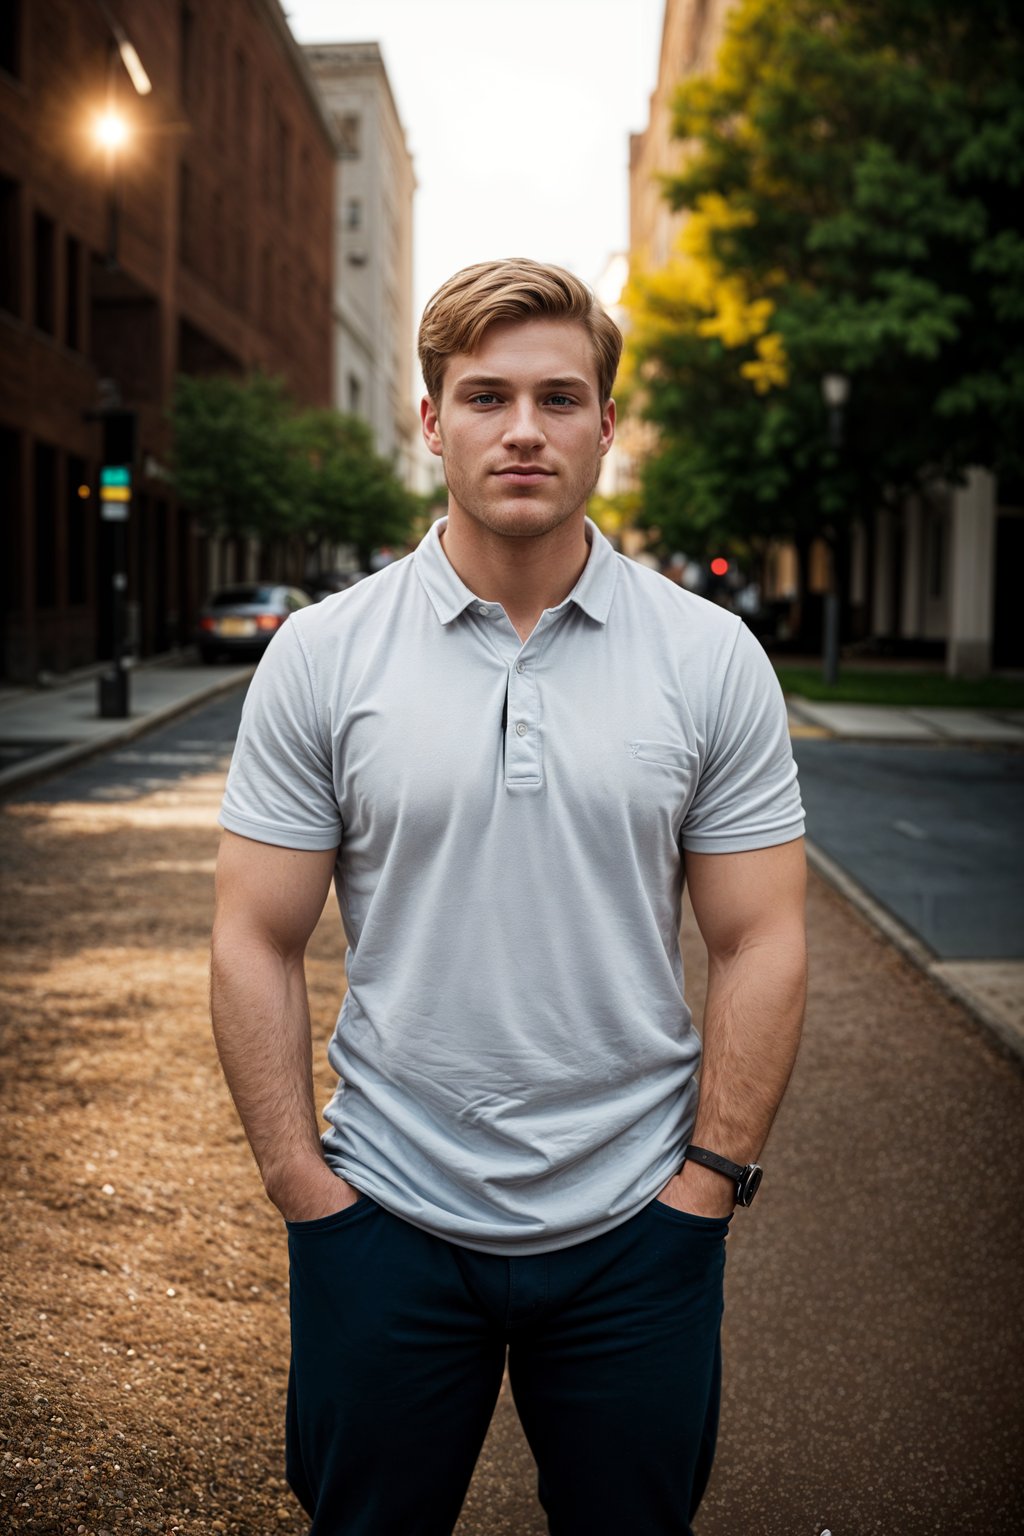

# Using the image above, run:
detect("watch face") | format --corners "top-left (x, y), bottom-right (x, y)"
top-left (738, 1164), bottom-right (763, 1207)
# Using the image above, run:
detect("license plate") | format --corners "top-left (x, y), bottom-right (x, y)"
top-left (218, 617), bottom-right (257, 637)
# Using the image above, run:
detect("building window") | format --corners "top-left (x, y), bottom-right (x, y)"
top-left (33, 212), bottom-right (56, 335)
top-left (337, 114), bottom-right (360, 159)
top-left (178, 162), bottom-right (193, 267)
top-left (345, 199), bottom-right (362, 230)
top-left (212, 191), bottom-right (224, 293)
top-left (234, 227), bottom-right (247, 313)
top-left (213, 30), bottom-right (226, 137)
top-left (67, 455), bottom-right (88, 605)
top-left (0, 429), bottom-right (21, 620)
top-left (180, 2), bottom-right (198, 110)
top-left (275, 114), bottom-right (290, 212)
top-left (234, 49), bottom-right (249, 156)
top-left (0, 177), bottom-right (20, 316)
top-left (0, 0), bottom-right (22, 79)
top-left (261, 245), bottom-right (272, 328)
top-left (64, 235), bottom-right (81, 350)
top-left (34, 441), bottom-right (58, 610)
top-left (262, 85), bottom-right (273, 183)
top-left (347, 374), bottom-right (362, 416)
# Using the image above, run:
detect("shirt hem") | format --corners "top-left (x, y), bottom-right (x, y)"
top-left (218, 810), bottom-right (341, 851)
top-left (680, 821), bottom-right (805, 855)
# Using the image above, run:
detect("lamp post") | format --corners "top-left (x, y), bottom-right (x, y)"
top-left (91, 12), bottom-right (152, 718)
top-left (820, 372), bottom-right (850, 687)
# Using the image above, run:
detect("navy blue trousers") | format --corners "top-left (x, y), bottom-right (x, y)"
top-left (285, 1195), bottom-right (728, 1535)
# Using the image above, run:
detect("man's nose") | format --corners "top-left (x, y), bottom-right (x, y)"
top-left (502, 399), bottom-right (546, 450)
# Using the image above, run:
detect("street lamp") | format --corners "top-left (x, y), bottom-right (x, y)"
top-left (822, 371), bottom-right (850, 449)
top-left (91, 11), bottom-right (152, 720)
top-left (819, 372), bottom-right (851, 686)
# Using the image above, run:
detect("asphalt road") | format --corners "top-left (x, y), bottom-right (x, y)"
top-left (13, 694), bottom-right (1024, 1534)
top-left (794, 740), bottom-right (1024, 960)
top-left (12, 688), bottom-right (247, 807)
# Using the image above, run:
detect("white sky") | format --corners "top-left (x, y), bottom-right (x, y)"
top-left (287, 0), bottom-right (666, 321)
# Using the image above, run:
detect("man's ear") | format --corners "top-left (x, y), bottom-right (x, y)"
top-left (598, 398), bottom-right (616, 457)
top-left (421, 396), bottom-right (443, 458)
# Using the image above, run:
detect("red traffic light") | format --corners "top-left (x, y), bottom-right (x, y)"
top-left (710, 557), bottom-right (730, 577)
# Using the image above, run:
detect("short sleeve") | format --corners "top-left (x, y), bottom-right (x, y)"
top-left (218, 618), bottom-right (342, 851)
top-left (681, 621), bottom-right (804, 854)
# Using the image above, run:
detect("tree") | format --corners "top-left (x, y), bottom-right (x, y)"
top-left (170, 374), bottom-right (418, 578)
top-left (624, 0), bottom-right (1024, 580)
top-left (289, 409), bottom-right (419, 571)
top-left (169, 374), bottom-right (300, 546)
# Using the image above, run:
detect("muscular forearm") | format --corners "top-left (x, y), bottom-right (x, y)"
top-left (210, 925), bottom-right (328, 1208)
top-left (690, 929), bottom-right (807, 1166)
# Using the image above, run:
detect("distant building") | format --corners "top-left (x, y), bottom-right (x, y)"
top-left (625, 0), bottom-right (1020, 673)
top-left (304, 42), bottom-right (418, 488)
top-left (629, 0), bottom-right (733, 272)
top-left (0, 0), bottom-right (335, 682)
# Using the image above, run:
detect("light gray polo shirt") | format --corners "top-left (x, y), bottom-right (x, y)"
top-left (219, 518), bottom-right (803, 1255)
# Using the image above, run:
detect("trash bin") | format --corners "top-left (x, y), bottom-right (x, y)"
top-left (98, 666), bottom-right (130, 719)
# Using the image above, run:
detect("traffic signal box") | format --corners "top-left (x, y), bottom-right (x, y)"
top-left (100, 464), bottom-right (131, 521)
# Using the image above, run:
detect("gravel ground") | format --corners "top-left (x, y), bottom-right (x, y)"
top-left (2, 750), bottom-right (1022, 1535)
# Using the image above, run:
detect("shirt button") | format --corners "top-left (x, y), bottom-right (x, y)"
top-left (515, 721), bottom-right (528, 736)
top-left (515, 661), bottom-right (526, 673)
top-left (476, 604), bottom-right (490, 616)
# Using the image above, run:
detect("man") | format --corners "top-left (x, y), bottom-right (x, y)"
top-left (211, 258), bottom-right (806, 1536)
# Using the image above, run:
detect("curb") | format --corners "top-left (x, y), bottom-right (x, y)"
top-left (805, 837), bottom-right (1023, 1069)
top-left (0, 667), bottom-right (255, 799)
top-left (786, 695), bottom-right (1024, 748)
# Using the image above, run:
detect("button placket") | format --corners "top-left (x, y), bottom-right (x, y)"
top-left (505, 652), bottom-right (541, 785)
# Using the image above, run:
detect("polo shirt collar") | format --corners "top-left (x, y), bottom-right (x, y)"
top-left (414, 516), bottom-right (619, 627)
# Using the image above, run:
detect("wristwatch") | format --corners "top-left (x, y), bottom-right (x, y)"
top-left (684, 1144), bottom-right (763, 1207)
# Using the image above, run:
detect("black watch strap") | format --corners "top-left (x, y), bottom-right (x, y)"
top-left (684, 1144), bottom-right (764, 1207)
top-left (684, 1144), bottom-right (745, 1181)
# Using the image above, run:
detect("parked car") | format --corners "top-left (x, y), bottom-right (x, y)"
top-left (197, 583), bottom-right (311, 663)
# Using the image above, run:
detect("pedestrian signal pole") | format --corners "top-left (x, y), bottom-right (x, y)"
top-left (98, 464), bottom-right (130, 717)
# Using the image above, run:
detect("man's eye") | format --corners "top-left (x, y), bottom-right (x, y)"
top-left (547, 394), bottom-right (575, 407)
top-left (470, 393), bottom-right (499, 406)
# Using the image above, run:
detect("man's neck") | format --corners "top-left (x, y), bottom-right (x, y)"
top-left (439, 508), bottom-right (591, 644)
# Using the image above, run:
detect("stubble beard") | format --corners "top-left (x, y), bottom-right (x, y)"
top-left (443, 450), bottom-right (604, 541)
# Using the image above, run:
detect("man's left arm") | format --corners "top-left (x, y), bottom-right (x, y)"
top-left (660, 837), bottom-right (808, 1218)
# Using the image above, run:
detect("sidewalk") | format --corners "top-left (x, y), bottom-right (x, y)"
top-left (0, 654), bottom-right (254, 796)
top-left (0, 658), bottom-right (1019, 1063)
top-left (786, 697), bottom-right (1024, 1063)
top-left (787, 695), bottom-right (1024, 743)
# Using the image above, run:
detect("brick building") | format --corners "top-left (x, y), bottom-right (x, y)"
top-left (0, 0), bottom-right (335, 682)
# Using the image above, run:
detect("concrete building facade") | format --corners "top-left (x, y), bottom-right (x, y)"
top-left (303, 43), bottom-right (418, 488)
top-left (0, 0), bottom-right (335, 682)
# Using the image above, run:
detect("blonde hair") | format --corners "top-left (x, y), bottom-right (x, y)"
top-left (418, 258), bottom-right (623, 404)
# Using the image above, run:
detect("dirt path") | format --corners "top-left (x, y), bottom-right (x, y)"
top-left (2, 755), bottom-right (1022, 1535)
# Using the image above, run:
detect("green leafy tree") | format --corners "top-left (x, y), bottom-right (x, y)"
top-left (169, 374), bottom-right (300, 545)
top-left (624, 0), bottom-right (1024, 589)
top-left (171, 374), bottom-right (418, 579)
top-left (289, 410), bottom-right (418, 571)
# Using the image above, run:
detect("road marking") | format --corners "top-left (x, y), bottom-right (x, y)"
top-left (893, 818), bottom-right (929, 840)
top-left (789, 724), bottom-right (832, 738)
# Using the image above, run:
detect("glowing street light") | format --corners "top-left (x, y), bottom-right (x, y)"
top-left (94, 110), bottom-right (130, 153)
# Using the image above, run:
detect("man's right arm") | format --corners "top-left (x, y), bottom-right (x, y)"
top-left (210, 829), bottom-right (358, 1223)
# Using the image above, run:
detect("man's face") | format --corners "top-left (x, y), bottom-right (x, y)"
top-left (420, 318), bottom-right (615, 540)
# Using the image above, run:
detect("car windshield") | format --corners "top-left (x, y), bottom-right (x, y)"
top-left (210, 586), bottom-right (278, 607)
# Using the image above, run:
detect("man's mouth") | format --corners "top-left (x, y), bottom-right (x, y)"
top-left (494, 467), bottom-right (554, 483)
